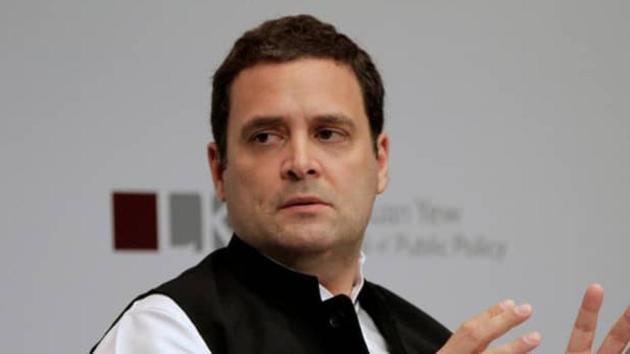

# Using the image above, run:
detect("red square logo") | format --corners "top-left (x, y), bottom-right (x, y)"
top-left (112, 192), bottom-right (158, 250)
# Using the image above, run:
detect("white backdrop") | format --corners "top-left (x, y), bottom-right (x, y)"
top-left (1, 1), bottom-right (628, 353)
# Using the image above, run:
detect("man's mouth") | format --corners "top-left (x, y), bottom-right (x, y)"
top-left (279, 195), bottom-right (331, 210)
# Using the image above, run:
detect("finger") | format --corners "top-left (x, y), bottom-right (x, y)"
top-left (446, 302), bottom-right (533, 353)
top-left (484, 331), bottom-right (542, 354)
top-left (566, 283), bottom-right (604, 353)
top-left (483, 299), bottom-right (517, 320)
top-left (596, 305), bottom-right (630, 354)
top-left (454, 299), bottom-right (516, 328)
top-left (436, 299), bottom-right (515, 354)
top-left (475, 303), bottom-right (534, 350)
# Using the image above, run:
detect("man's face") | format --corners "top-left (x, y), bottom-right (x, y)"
top-left (208, 58), bottom-right (389, 261)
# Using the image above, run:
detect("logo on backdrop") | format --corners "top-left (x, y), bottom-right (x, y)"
top-left (111, 192), bottom-right (507, 261)
top-left (111, 191), bottom-right (230, 252)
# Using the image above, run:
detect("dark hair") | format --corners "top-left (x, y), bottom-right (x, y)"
top-left (211, 14), bottom-right (384, 166)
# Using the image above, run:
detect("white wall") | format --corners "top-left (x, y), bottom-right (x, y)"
top-left (1, 1), bottom-right (628, 352)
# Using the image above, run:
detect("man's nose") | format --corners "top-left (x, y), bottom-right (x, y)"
top-left (280, 136), bottom-right (320, 181)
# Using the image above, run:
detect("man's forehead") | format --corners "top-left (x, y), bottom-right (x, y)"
top-left (234, 57), bottom-right (355, 80)
top-left (228, 58), bottom-right (360, 102)
top-left (226, 58), bottom-right (367, 129)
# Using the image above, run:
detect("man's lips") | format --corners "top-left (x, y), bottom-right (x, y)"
top-left (279, 195), bottom-right (331, 209)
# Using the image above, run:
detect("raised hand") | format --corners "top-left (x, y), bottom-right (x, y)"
top-left (566, 284), bottom-right (630, 354)
top-left (437, 299), bottom-right (541, 354)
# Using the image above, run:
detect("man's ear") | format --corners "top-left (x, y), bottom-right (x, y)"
top-left (376, 133), bottom-right (390, 194)
top-left (207, 143), bottom-right (226, 201)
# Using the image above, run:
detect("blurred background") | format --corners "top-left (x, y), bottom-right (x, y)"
top-left (1, 1), bottom-right (628, 352)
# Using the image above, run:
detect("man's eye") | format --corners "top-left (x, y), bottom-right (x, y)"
top-left (251, 132), bottom-right (280, 144)
top-left (316, 129), bottom-right (344, 142)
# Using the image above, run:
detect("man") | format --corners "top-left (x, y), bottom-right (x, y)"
top-left (92, 15), bottom-right (630, 353)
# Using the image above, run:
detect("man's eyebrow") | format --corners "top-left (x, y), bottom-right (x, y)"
top-left (239, 116), bottom-right (285, 138)
top-left (311, 114), bottom-right (357, 130)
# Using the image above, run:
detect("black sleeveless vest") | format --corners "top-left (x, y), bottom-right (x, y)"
top-left (92, 236), bottom-right (450, 353)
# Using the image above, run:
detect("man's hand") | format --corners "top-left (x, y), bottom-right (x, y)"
top-left (437, 299), bottom-right (541, 354)
top-left (565, 283), bottom-right (630, 354)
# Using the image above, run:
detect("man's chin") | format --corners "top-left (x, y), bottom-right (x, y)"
top-left (276, 229), bottom-right (335, 251)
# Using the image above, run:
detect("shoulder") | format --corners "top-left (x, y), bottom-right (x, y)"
top-left (154, 246), bottom-right (230, 298)
top-left (92, 294), bottom-right (210, 354)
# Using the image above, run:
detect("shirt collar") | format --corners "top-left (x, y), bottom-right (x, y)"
top-left (318, 251), bottom-right (366, 306)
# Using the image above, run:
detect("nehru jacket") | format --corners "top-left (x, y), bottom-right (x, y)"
top-left (92, 235), bottom-right (451, 353)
